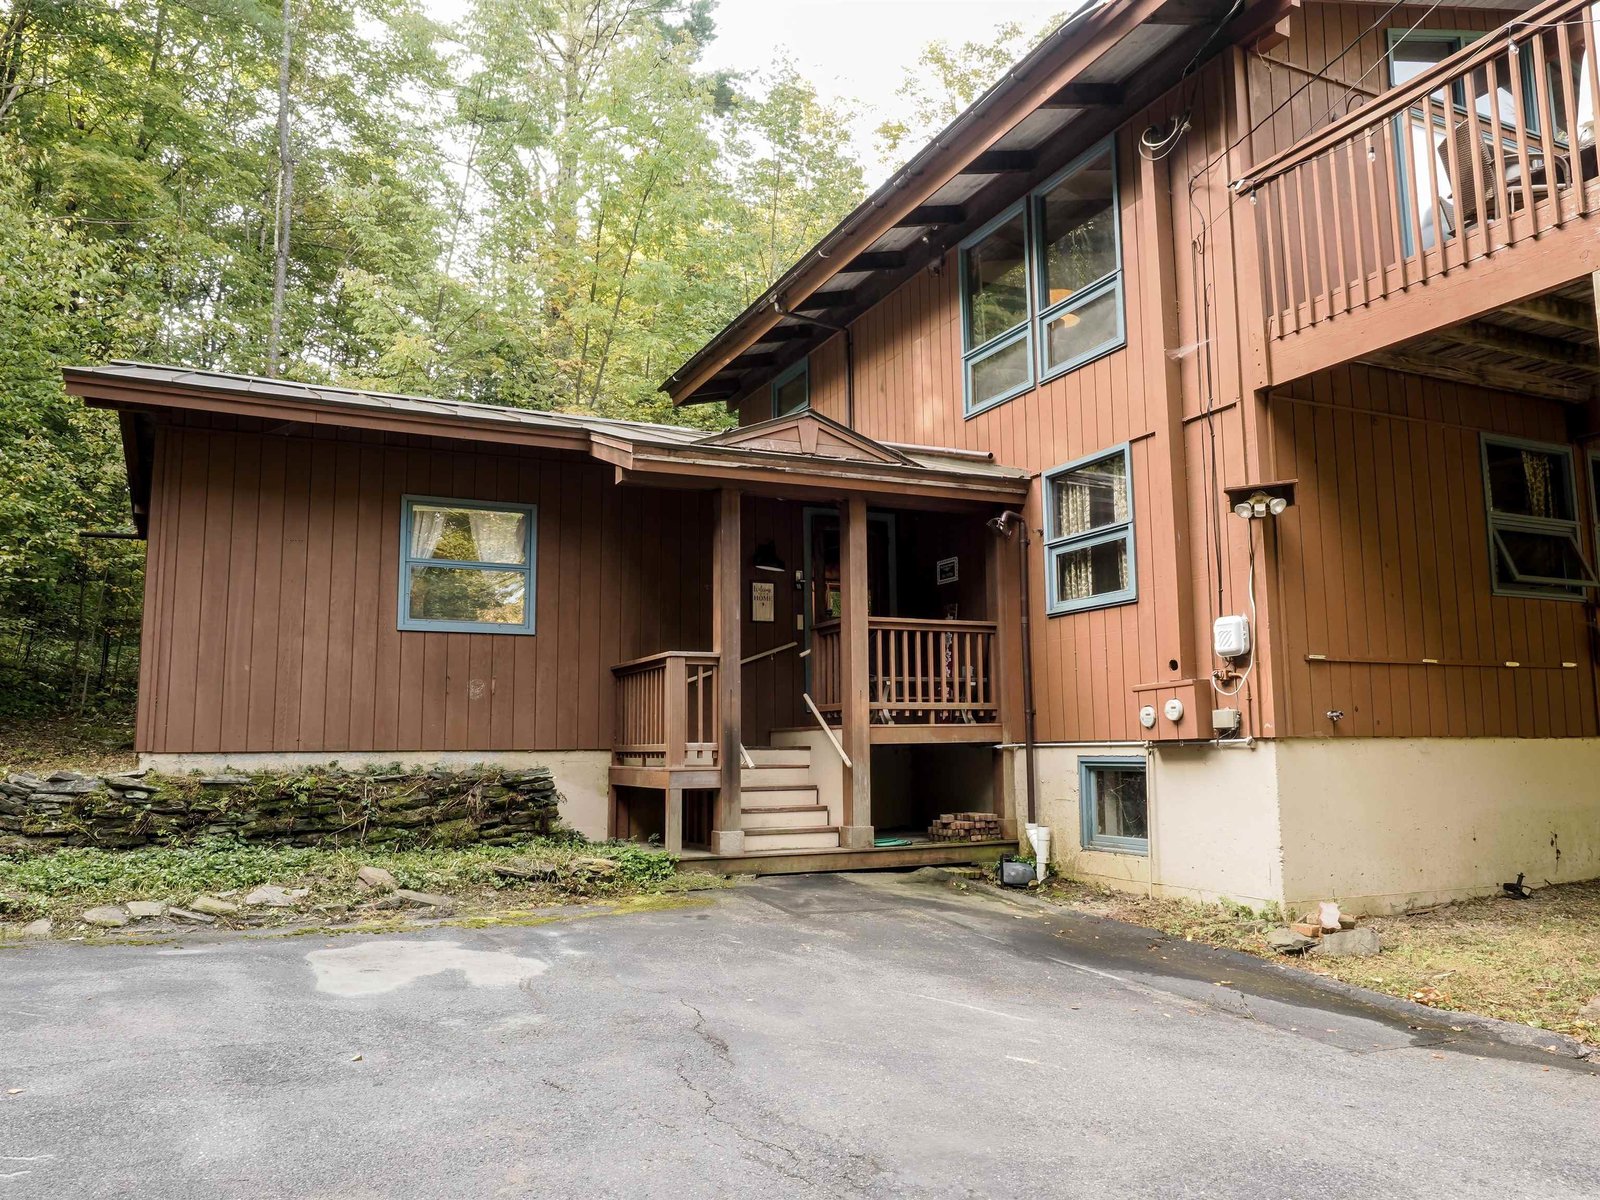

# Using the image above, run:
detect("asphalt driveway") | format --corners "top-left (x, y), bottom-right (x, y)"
top-left (2, 873), bottom-right (1596, 1199)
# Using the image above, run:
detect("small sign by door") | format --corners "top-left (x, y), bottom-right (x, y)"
top-left (751, 580), bottom-right (776, 623)
top-left (936, 556), bottom-right (959, 586)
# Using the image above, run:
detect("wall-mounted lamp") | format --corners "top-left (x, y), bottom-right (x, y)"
top-left (1224, 479), bottom-right (1297, 521)
top-left (752, 540), bottom-right (787, 573)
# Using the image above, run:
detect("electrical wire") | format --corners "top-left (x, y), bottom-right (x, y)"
top-left (1140, 0), bottom-right (1247, 161)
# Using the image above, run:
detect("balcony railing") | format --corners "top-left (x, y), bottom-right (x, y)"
top-left (1237, 0), bottom-right (1600, 339)
top-left (611, 652), bottom-right (719, 769)
top-left (811, 617), bottom-right (998, 725)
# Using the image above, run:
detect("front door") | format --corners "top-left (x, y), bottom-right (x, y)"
top-left (801, 508), bottom-right (896, 691)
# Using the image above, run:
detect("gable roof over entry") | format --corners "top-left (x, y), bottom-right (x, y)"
top-left (64, 362), bottom-right (1031, 534)
top-left (702, 411), bottom-right (916, 466)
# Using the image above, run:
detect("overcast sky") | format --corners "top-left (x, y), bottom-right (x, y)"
top-left (424, 0), bottom-right (1068, 183)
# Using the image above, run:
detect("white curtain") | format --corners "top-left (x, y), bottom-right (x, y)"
top-left (466, 510), bottom-right (526, 564)
top-left (1581, 5), bottom-right (1599, 149)
top-left (409, 506), bottom-right (448, 560)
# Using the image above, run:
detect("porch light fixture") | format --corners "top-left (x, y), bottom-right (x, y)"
top-left (1225, 479), bottom-right (1296, 521)
top-left (752, 540), bottom-right (787, 573)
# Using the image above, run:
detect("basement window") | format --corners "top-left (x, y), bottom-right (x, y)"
top-left (1080, 757), bottom-right (1147, 855)
top-left (960, 203), bottom-right (1034, 415)
top-left (1043, 444), bottom-right (1136, 615)
top-left (1480, 436), bottom-right (1597, 601)
top-left (399, 496), bottom-right (538, 633)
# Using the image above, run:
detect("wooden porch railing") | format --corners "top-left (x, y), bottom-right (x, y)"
top-left (1237, 0), bottom-right (1600, 339)
top-left (610, 652), bottom-right (719, 769)
top-left (811, 617), bottom-right (998, 725)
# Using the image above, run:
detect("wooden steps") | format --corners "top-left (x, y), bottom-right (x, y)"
top-left (733, 746), bottom-right (839, 850)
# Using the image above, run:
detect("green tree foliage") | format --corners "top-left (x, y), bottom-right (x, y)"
top-left (0, 0), bottom-right (872, 712)
top-left (875, 11), bottom-right (1071, 161)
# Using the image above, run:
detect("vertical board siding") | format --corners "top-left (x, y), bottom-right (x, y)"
top-left (1269, 365), bottom-right (1598, 739)
top-left (772, 64), bottom-right (1278, 745)
top-left (140, 421), bottom-right (710, 754)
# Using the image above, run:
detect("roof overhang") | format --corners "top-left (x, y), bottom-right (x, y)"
top-left (662, 0), bottom-right (1296, 409)
top-left (66, 363), bottom-right (1032, 526)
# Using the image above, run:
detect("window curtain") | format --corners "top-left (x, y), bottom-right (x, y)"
top-left (466, 510), bottom-right (526, 564)
top-left (1581, 7), bottom-right (1599, 149)
top-left (409, 507), bottom-right (448, 560)
top-left (1522, 451), bottom-right (1554, 519)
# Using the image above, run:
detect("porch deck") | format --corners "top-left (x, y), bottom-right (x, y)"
top-left (677, 837), bottom-right (1013, 876)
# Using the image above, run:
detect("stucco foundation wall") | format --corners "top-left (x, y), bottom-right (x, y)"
top-left (1275, 738), bottom-right (1600, 915)
top-left (1024, 743), bottom-right (1283, 910)
top-left (138, 749), bottom-right (611, 841)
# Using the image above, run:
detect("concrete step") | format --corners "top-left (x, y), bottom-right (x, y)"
top-left (742, 826), bottom-right (841, 851)
top-left (740, 765), bottom-right (813, 787)
top-left (744, 747), bottom-right (811, 768)
top-left (740, 784), bottom-right (820, 808)
top-left (740, 804), bottom-right (829, 830)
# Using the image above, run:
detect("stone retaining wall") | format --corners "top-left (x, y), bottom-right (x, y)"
top-left (0, 766), bottom-right (562, 852)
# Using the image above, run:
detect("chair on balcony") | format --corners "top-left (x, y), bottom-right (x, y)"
top-left (1440, 116), bottom-right (1563, 229)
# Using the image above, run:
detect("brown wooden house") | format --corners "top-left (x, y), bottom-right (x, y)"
top-left (71, 0), bottom-right (1600, 910)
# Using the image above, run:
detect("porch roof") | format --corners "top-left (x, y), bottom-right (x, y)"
top-left (65, 362), bottom-right (1032, 534)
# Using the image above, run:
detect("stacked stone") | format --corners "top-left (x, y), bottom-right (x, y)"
top-left (0, 767), bottom-right (561, 853)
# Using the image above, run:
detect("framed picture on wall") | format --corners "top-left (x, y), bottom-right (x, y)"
top-left (936, 556), bottom-right (959, 586)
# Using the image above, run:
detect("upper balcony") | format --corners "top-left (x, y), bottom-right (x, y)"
top-left (1238, 0), bottom-right (1600, 394)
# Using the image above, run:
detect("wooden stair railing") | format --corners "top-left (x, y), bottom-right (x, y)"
top-left (611, 651), bottom-right (719, 770)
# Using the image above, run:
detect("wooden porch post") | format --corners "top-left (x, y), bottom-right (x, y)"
top-left (838, 494), bottom-right (873, 847)
top-left (710, 488), bottom-right (744, 854)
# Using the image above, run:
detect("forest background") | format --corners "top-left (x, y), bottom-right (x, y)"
top-left (0, 0), bottom-right (1060, 721)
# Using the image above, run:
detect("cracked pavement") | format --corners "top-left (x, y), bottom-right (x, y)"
top-left (1, 872), bottom-right (1597, 1198)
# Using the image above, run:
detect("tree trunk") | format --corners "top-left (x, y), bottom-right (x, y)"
top-left (266, 0), bottom-right (294, 377)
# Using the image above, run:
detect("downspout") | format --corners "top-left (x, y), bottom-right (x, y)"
top-left (773, 300), bottom-right (854, 428)
top-left (988, 510), bottom-right (1038, 827)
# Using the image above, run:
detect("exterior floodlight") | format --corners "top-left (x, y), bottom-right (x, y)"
top-left (1224, 479), bottom-right (1297, 520)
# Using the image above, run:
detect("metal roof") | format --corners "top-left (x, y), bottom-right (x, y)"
top-left (67, 362), bottom-right (1030, 493)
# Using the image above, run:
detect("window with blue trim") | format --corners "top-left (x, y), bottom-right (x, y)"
top-left (1044, 445), bottom-right (1135, 615)
top-left (960, 204), bottom-right (1033, 414)
top-left (1080, 757), bottom-right (1147, 855)
top-left (772, 358), bottom-right (809, 417)
top-left (958, 139), bottom-right (1124, 415)
top-left (399, 496), bottom-right (537, 634)
top-left (1034, 143), bottom-right (1123, 379)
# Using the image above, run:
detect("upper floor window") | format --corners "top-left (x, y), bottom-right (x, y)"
top-left (1035, 143), bottom-right (1124, 378)
top-left (958, 139), bottom-right (1124, 416)
top-left (399, 496), bottom-right (538, 633)
top-left (1044, 444), bottom-right (1135, 614)
top-left (1480, 436), bottom-right (1597, 601)
top-left (772, 358), bottom-right (809, 417)
top-left (960, 205), bottom-right (1033, 414)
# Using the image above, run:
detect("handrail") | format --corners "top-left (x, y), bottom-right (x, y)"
top-left (811, 616), bottom-right (1000, 631)
top-left (802, 693), bottom-right (852, 769)
top-left (741, 640), bottom-right (798, 666)
top-left (611, 649), bottom-right (717, 675)
top-left (1236, 0), bottom-right (1583, 189)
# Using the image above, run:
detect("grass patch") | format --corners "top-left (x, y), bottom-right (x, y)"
top-left (0, 834), bottom-right (698, 926)
top-left (1038, 877), bottom-right (1600, 1044)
